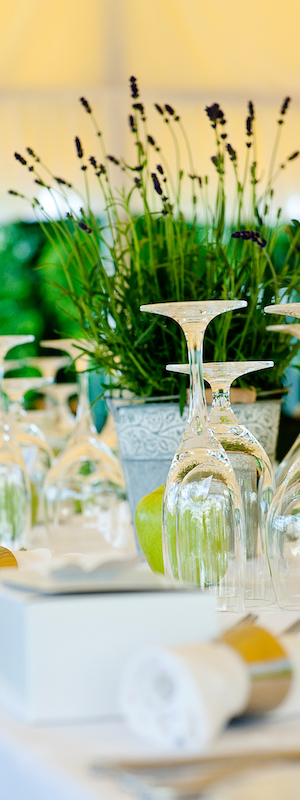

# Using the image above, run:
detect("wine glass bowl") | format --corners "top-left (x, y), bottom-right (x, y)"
top-left (0, 336), bottom-right (35, 548)
top-left (168, 360), bottom-right (275, 605)
top-left (2, 376), bottom-right (54, 525)
top-left (41, 340), bottom-right (130, 553)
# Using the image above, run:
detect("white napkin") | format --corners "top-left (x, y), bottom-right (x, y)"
top-left (120, 640), bottom-right (250, 752)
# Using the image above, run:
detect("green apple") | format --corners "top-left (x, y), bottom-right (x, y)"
top-left (135, 484), bottom-right (229, 585)
top-left (135, 485), bottom-right (164, 574)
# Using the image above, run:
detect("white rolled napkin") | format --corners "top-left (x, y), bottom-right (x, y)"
top-left (120, 641), bottom-right (250, 751)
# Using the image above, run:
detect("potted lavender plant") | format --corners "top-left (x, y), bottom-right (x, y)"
top-left (10, 79), bottom-right (300, 520)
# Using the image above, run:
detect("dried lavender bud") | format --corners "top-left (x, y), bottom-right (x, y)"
top-left (130, 76), bottom-right (139, 99)
top-left (154, 104), bottom-right (164, 115)
top-left (174, 116), bottom-right (180, 122)
top-left (198, 177), bottom-right (202, 188)
top-left (26, 147), bottom-right (36, 157)
top-left (132, 102), bottom-right (144, 115)
top-left (162, 195), bottom-right (168, 202)
top-left (80, 97), bottom-right (92, 114)
top-left (78, 221), bottom-right (92, 233)
top-left (246, 116), bottom-right (253, 137)
top-left (227, 143), bottom-right (237, 162)
top-left (107, 155), bottom-right (120, 165)
top-left (28, 166), bottom-right (34, 172)
top-left (75, 137), bottom-right (83, 159)
top-left (134, 177), bottom-right (141, 186)
top-left (81, 165), bottom-right (87, 171)
top-left (147, 135), bottom-right (155, 145)
top-left (66, 212), bottom-right (74, 220)
top-left (151, 172), bottom-right (163, 195)
top-left (96, 164), bottom-right (106, 176)
top-left (165, 104), bottom-right (175, 115)
top-left (205, 103), bottom-right (224, 123)
top-left (231, 229), bottom-right (266, 247)
top-left (248, 101), bottom-right (255, 120)
top-left (162, 208), bottom-right (168, 216)
top-left (220, 118), bottom-right (226, 126)
top-left (280, 97), bottom-right (291, 115)
top-left (128, 115), bottom-right (136, 132)
top-left (55, 177), bottom-right (72, 187)
top-left (189, 174), bottom-right (196, 179)
top-left (14, 152), bottom-right (27, 166)
top-left (156, 164), bottom-right (164, 174)
top-left (246, 142), bottom-right (252, 149)
top-left (288, 151), bottom-right (300, 161)
top-left (211, 154), bottom-right (220, 168)
top-left (34, 179), bottom-right (45, 186)
top-left (8, 189), bottom-right (19, 196)
top-left (221, 133), bottom-right (227, 140)
top-left (89, 157), bottom-right (97, 168)
top-left (134, 165), bottom-right (143, 172)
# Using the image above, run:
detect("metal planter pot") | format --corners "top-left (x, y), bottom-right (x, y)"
top-left (109, 397), bottom-right (281, 526)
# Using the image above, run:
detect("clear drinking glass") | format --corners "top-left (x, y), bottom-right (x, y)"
top-left (141, 301), bottom-right (247, 611)
top-left (168, 360), bottom-right (275, 606)
top-left (0, 336), bottom-right (34, 549)
top-left (266, 321), bottom-right (300, 485)
top-left (2, 377), bottom-right (54, 524)
top-left (41, 340), bottom-right (130, 554)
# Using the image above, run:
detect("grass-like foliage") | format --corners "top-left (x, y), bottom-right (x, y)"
top-left (10, 81), bottom-right (300, 399)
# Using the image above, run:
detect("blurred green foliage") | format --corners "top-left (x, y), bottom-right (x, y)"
top-left (0, 222), bottom-right (81, 357)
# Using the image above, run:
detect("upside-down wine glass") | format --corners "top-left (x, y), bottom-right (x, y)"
top-left (42, 382), bottom-right (78, 435)
top-left (168, 360), bottom-right (275, 606)
top-left (0, 336), bottom-right (35, 549)
top-left (266, 319), bottom-right (300, 486)
top-left (40, 340), bottom-right (130, 554)
top-left (26, 355), bottom-right (71, 450)
top-left (2, 377), bottom-right (54, 524)
top-left (141, 301), bottom-right (247, 611)
top-left (264, 302), bottom-right (300, 607)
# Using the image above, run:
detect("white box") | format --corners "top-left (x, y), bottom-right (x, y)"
top-left (0, 584), bottom-right (216, 723)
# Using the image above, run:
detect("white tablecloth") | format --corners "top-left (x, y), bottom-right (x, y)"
top-left (1, 608), bottom-right (300, 800)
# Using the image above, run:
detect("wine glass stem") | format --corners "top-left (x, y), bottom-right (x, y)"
top-left (185, 328), bottom-right (208, 432)
top-left (76, 371), bottom-right (90, 421)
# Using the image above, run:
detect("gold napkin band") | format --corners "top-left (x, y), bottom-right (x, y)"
top-left (221, 623), bottom-right (292, 713)
top-left (0, 546), bottom-right (18, 569)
